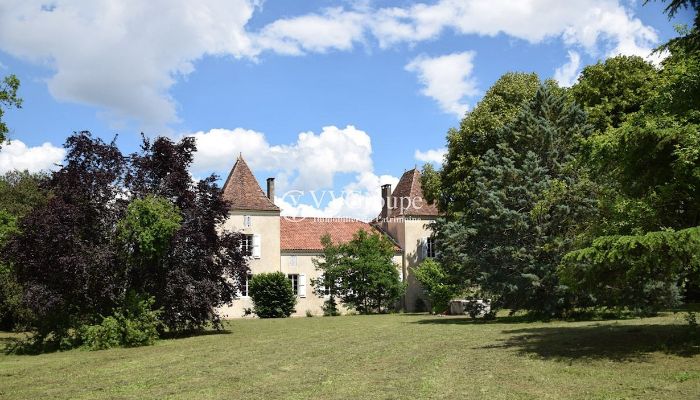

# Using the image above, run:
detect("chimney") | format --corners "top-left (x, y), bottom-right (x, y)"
top-left (381, 184), bottom-right (392, 220)
top-left (266, 177), bottom-right (275, 203)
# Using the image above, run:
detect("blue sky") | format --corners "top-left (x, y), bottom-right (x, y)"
top-left (0, 0), bottom-right (694, 219)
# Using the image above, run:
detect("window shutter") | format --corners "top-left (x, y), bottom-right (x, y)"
top-left (298, 273), bottom-right (307, 298)
top-left (252, 234), bottom-right (261, 258)
top-left (420, 237), bottom-right (428, 260)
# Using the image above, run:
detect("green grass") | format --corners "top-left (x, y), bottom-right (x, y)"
top-left (1, 312), bottom-right (699, 399)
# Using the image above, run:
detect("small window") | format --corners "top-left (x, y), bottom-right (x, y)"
top-left (319, 274), bottom-right (332, 296)
top-left (241, 234), bottom-right (253, 256)
top-left (243, 215), bottom-right (252, 228)
top-left (289, 255), bottom-right (297, 266)
top-left (240, 273), bottom-right (251, 297)
top-left (426, 237), bottom-right (436, 258)
top-left (288, 274), bottom-right (299, 296)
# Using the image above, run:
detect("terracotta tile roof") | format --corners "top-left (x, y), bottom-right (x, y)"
top-left (222, 156), bottom-right (280, 212)
top-left (386, 168), bottom-right (439, 217)
top-left (280, 217), bottom-right (400, 251)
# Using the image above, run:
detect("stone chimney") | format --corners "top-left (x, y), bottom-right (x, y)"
top-left (381, 184), bottom-right (392, 220)
top-left (266, 177), bottom-right (275, 203)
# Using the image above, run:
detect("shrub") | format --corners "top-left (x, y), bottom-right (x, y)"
top-left (413, 259), bottom-right (456, 314)
top-left (80, 292), bottom-right (161, 350)
top-left (249, 272), bottom-right (296, 318)
top-left (322, 297), bottom-right (340, 316)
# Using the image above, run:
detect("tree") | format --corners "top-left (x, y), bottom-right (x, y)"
top-left (558, 29), bottom-right (700, 308)
top-left (249, 272), bottom-right (297, 318)
top-left (435, 85), bottom-right (597, 317)
top-left (439, 72), bottom-right (541, 213)
top-left (0, 171), bottom-right (49, 330)
top-left (116, 196), bottom-right (182, 297)
top-left (311, 234), bottom-right (343, 316)
top-left (0, 74), bottom-right (22, 145)
top-left (336, 230), bottom-right (404, 314)
top-left (647, 0), bottom-right (700, 52)
top-left (3, 132), bottom-right (127, 341)
top-left (560, 227), bottom-right (700, 313)
top-left (413, 259), bottom-right (457, 314)
top-left (570, 56), bottom-right (656, 134)
top-left (126, 136), bottom-right (247, 331)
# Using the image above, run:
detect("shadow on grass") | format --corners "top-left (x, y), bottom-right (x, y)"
top-left (479, 323), bottom-right (700, 361)
top-left (160, 329), bottom-right (232, 340)
top-left (412, 315), bottom-right (536, 325)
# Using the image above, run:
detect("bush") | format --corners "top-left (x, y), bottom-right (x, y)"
top-left (249, 272), bottom-right (296, 318)
top-left (80, 292), bottom-right (161, 350)
top-left (322, 297), bottom-right (340, 316)
top-left (413, 259), bottom-right (456, 314)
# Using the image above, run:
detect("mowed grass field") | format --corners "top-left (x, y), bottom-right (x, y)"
top-left (1, 312), bottom-right (699, 400)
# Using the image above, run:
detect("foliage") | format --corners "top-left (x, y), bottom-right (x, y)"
top-left (3, 132), bottom-right (127, 342)
top-left (0, 132), bottom-right (246, 345)
top-left (0, 171), bottom-right (49, 329)
top-left (117, 196), bottom-right (182, 268)
top-left (126, 137), bottom-right (247, 331)
top-left (0, 74), bottom-right (22, 145)
top-left (413, 259), bottom-right (456, 314)
top-left (435, 85), bottom-right (597, 317)
top-left (439, 72), bottom-right (541, 213)
top-left (249, 272), bottom-right (297, 318)
top-left (649, 0), bottom-right (700, 52)
top-left (560, 227), bottom-right (700, 314)
top-left (570, 55), bottom-right (656, 134)
top-left (314, 230), bottom-right (404, 314)
top-left (80, 291), bottom-right (161, 350)
top-left (311, 234), bottom-right (343, 314)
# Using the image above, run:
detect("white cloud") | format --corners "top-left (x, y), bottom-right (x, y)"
top-left (0, 0), bottom-right (661, 127)
top-left (406, 51), bottom-right (478, 117)
top-left (414, 147), bottom-right (446, 164)
top-left (254, 7), bottom-right (366, 55)
top-left (276, 171), bottom-right (399, 221)
top-left (190, 125), bottom-right (372, 191)
top-left (0, 140), bottom-right (65, 173)
top-left (0, 0), bottom-right (257, 127)
top-left (554, 51), bottom-right (581, 87)
top-left (189, 124), bottom-right (401, 220)
top-left (370, 0), bottom-right (658, 57)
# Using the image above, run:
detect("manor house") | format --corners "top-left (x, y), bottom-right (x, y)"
top-left (218, 155), bottom-right (438, 317)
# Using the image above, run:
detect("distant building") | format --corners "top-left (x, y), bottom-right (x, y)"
top-left (218, 155), bottom-right (438, 317)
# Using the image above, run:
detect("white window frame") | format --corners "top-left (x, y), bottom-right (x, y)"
top-left (240, 273), bottom-right (251, 297)
top-left (243, 215), bottom-right (252, 228)
top-left (288, 274), bottom-right (299, 296)
top-left (241, 234), bottom-right (253, 257)
top-left (426, 237), bottom-right (436, 258)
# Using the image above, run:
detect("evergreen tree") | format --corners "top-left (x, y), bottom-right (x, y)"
top-left (435, 85), bottom-right (596, 317)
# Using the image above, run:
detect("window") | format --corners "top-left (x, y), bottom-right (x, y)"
top-left (426, 237), bottom-right (436, 258)
top-left (289, 255), bottom-right (297, 266)
top-left (319, 274), bottom-right (332, 296)
top-left (240, 274), bottom-right (251, 297)
top-left (288, 273), bottom-right (306, 297)
top-left (243, 215), bottom-right (252, 227)
top-left (240, 234), bottom-right (261, 258)
top-left (241, 234), bottom-right (253, 256)
top-left (288, 274), bottom-right (299, 296)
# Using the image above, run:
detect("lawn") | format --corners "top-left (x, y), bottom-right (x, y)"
top-left (1, 312), bottom-right (699, 399)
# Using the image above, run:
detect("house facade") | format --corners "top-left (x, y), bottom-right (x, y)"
top-left (217, 155), bottom-right (438, 318)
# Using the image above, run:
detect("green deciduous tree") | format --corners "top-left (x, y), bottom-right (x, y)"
top-left (412, 259), bottom-right (457, 314)
top-left (0, 74), bottom-right (22, 145)
top-left (313, 230), bottom-right (404, 314)
top-left (439, 72), bottom-right (541, 213)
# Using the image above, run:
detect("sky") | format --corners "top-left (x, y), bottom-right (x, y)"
top-left (0, 0), bottom-right (695, 220)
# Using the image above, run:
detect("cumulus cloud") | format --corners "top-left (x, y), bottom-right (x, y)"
top-left (415, 147), bottom-right (447, 164)
top-left (276, 171), bottom-right (399, 221)
top-left (188, 124), bottom-right (401, 220)
top-left (554, 51), bottom-right (582, 87)
top-left (0, 140), bottom-right (65, 173)
top-left (190, 125), bottom-right (372, 191)
top-left (0, 0), bottom-right (661, 127)
top-left (406, 51), bottom-right (478, 117)
top-left (0, 0), bottom-right (257, 127)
